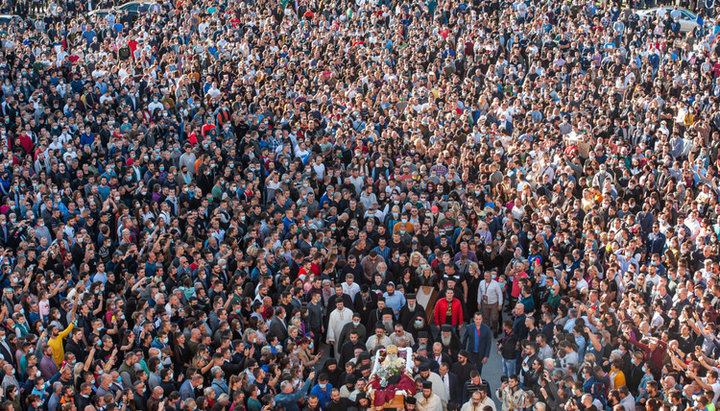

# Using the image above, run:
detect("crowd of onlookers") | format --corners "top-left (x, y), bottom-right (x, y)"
top-left (0, 0), bottom-right (717, 410)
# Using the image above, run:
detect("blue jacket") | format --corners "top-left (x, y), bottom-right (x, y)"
top-left (646, 231), bottom-right (665, 255)
top-left (309, 383), bottom-right (333, 408)
top-left (274, 378), bottom-right (312, 411)
top-left (462, 322), bottom-right (492, 360)
top-left (179, 379), bottom-right (195, 400)
top-left (212, 379), bottom-right (229, 397)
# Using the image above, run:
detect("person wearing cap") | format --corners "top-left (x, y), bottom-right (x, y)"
top-left (399, 293), bottom-right (427, 331)
top-left (366, 297), bottom-right (387, 331)
top-left (353, 284), bottom-right (378, 326)
top-left (414, 331), bottom-right (432, 353)
top-left (338, 374), bottom-right (357, 399)
top-left (383, 281), bottom-right (406, 316)
top-left (624, 330), bottom-right (667, 373)
top-left (451, 351), bottom-right (475, 391)
top-left (365, 323), bottom-right (391, 353)
top-left (415, 376), bottom-right (443, 411)
top-left (404, 394), bottom-right (417, 409)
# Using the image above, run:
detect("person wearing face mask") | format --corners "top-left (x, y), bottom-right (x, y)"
top-left (159, 368), bottom-right (176, 396)
top-left (210, 366), bottom-right (228, 397)
top-left (337, 312), bottom-right (366, 353)
top-left (309, 374), bottom-right (333, 409)
top-left (179, 373), bottom-right (204, 401)
top-left (399, 294), bottom-right (427, 332)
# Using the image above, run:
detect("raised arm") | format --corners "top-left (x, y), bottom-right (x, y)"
top-left (92, 298), bottom-right (104, 316)
top-left (624, 332), bottom-right (650, 355)
top-left (83, 346), bottom-right (97, 371)
top-left (585, 327), bottom-right (602, 352)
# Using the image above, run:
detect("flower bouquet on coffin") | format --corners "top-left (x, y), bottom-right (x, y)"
top-left (366, 345), bottom-right (416, 409)
top-left (375, 355), bottom-right (406, 387)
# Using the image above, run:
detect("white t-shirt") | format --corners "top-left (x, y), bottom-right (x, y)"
top-left (703, 378), bottom-right (720, 404)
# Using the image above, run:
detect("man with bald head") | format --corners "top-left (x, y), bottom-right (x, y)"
top-left (274, 371), bottom-right (315, 411)
top-left (147, 386), bottom-right (164, 410)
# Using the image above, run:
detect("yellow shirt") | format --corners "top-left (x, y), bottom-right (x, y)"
top-left (48, 323), bottom-right (74, 366)
top-left (612, 370), bottom-right (626, 390)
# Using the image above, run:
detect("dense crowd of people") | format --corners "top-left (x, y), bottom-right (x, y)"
top-left (0, 0), bottom-right (718, 410)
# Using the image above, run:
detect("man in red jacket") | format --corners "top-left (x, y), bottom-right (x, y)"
top-left (434, 289), bottom-right (463, 331)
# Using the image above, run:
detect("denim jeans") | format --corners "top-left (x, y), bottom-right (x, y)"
top-left (502, 358), bottom-right (516, 378)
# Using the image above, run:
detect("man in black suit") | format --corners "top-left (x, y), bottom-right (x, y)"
top-left (268, 307), bottom-right (288, 343)
top-left (0, 327), bottom-right (15, 369)
top-left (438, 362), bottom-right (462, 408)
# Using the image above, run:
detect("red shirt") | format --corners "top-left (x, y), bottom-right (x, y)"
top-left (18, 134), bottom-right (33, 154)
top-left (511, 271), bottom-right (528, 298)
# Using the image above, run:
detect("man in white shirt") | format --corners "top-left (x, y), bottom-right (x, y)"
top-left (477, 271), bottom-right (503, 335)
top-left (341, 274), bottom-right (360, 302)
top-left (687, 369), bottom-right (720, 405)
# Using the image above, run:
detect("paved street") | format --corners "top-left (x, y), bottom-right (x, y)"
top-left (483, 335), bottom-right (504, 408)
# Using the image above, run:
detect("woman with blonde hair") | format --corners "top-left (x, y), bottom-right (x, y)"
top-left (417, 264), bottom-right (435, 286)
top-left (409, 251), bottom-right (427, 271)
